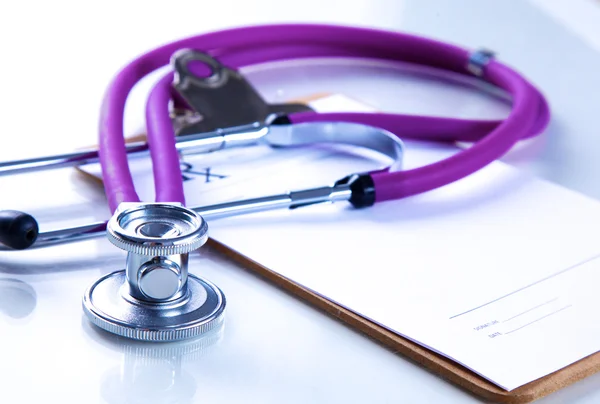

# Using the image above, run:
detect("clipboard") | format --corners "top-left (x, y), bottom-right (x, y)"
top-left (208, 239), bottom-right (600, 404)
top-left (76, 91), bottom-right (600, 402)
top-left (77, 138), bottom-right (600, 403)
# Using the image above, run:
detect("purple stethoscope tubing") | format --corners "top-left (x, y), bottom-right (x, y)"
top-left (99, 24), bottom-right (549, 213)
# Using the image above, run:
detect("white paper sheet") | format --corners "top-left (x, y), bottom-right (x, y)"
top-left (109, 135), bottom-right (600, 391)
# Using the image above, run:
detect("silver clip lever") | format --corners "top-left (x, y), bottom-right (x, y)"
top-left (0, 50), bottom-right (310, 178)
top-left (172, 50), bottom-right (312, 135)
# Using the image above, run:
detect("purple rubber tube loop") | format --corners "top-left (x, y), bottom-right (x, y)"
top-left (289, 84), bottom-right (548, 142)
top-left (292, 113), bottom-right (503, 143)
top-left (145, 72), bottom-right (186, 205)
top-left (371, 60), bottom-right (547, 201)
top-left (99, 24), bottom-right (549, 212)
top-left (99, 24), bottom-right (476, 212)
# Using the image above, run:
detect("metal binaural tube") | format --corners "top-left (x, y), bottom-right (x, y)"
top-left (0, 121), bottom-right (402, 251)
top-left (0, 183), bottom-right (352, 251)
top-left (0, 124), bottom-right (268, 177)
top-left (0, 142), bottom-right (152, 177)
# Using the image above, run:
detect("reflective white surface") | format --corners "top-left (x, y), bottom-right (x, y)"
top-left (0, 240), bottom-right (487, 403)
top-left (0, 0), bottom-right (599, 402)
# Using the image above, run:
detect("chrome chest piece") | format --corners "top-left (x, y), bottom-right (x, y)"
top-left (83, 203), bottom-right (226, 342)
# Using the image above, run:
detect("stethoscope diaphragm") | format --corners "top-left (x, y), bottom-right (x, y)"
top-left (82, 203), bottom-right (226, 342)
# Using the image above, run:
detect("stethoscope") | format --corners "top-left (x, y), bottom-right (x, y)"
top-left (0, 24), bottom-right (549, 342)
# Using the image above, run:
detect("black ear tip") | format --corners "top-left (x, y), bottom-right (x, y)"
top-left (0, 210), bottom-right (39, 250)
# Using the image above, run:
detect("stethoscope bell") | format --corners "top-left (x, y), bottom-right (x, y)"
top-left (82, 203), bottom-right (226, 342)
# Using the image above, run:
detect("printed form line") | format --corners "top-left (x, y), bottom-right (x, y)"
top-left (449, 252), bottom-right (600, 319)
top-left (504, 305), bottom-right (573, 335)
top-left (502, 297), bottom-right (559, 323)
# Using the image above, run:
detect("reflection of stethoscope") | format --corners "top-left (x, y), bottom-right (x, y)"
top-left (0, 24), bottom-right (549, 341)
top-left (84, 319), bottom-right (224, 403)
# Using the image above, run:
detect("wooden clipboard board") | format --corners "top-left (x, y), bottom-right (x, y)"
top-left (208, 239), bottom-right (600, 403)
